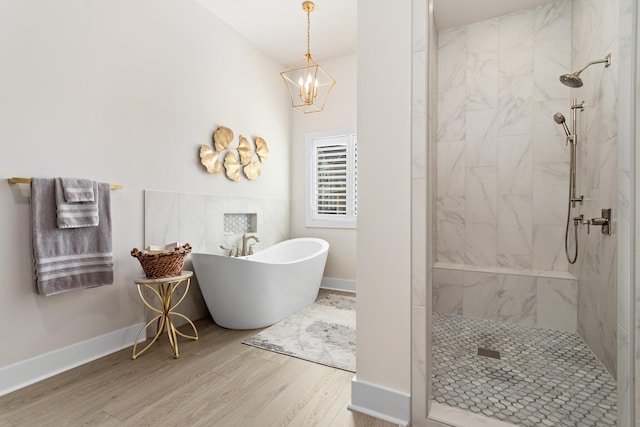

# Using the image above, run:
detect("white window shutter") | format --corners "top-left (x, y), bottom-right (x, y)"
top-left (305, 130), bottom-right (357, 228)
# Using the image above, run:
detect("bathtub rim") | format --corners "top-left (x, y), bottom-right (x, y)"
top-left (192, 237), bottom-right (330, 265)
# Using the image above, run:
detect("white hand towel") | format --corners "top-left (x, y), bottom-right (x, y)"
top-left (56, 179), bottom-right (99, 229)
top-left (60, 177), bottom-right (95, 202)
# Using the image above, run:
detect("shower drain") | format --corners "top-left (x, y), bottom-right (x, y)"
top-left (477, 347), bottom-right (501, 359)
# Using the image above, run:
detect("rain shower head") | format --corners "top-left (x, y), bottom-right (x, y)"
top-left (559, 53), bottom-right (611, 88)
top-left (554, 112), bottom-right (571, 137)
top-left (559, 72), bottom-right (583, 88)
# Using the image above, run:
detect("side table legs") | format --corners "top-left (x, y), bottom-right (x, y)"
top-left (132, 277), bottom-right (198, 359)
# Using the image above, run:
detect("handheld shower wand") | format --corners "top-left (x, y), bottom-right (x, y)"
top-left (553, 112), bottom-right (572, 139)
top-left (554, 103), bottom-right (584, 264)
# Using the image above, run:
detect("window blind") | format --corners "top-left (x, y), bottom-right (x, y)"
top-left (315, 144), bottom-right (349, 215)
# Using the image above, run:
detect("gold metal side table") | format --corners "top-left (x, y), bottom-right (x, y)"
top-left (132, 270), bottom-right (198, 359)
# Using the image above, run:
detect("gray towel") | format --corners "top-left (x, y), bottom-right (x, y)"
top-left (60, 177), bottom-right (95, 202)
top-left (55, 179), bottom-right (99, 229)
top-left (31, 178), bottom-right (113, 296)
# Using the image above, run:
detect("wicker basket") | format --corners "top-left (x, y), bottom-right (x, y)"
top-left (130, 243), bottom-right (192, 279)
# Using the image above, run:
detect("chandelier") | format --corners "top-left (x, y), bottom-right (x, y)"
top-left (280, 1), bottom-right (335, 114)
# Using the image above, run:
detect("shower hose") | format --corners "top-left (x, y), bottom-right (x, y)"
top-left (564, 199), bottom-right (578, 264)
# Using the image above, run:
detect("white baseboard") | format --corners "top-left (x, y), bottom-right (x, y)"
top-left (0, 322), bottom-right (145, 397)
top-left (348, 376), bottom-right (411, 426)
top-left (320, 277), bottom-right (356, 293)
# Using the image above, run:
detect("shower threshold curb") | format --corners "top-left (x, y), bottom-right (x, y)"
top-left (429, 402), bottom-right (519, 427)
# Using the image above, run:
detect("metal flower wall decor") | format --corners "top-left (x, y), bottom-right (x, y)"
top-left (199, 126), bottom-right (269, 182)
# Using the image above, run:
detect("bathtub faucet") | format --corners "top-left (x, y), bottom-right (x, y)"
top-left (241, 234), bottom-right (260, 256)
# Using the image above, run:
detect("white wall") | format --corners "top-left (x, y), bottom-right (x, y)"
top-left (290, 53), bottom-right (357, 281)
top-left (354, 0), bottom-right (412, 408)
top-left (0, 0), bottom-right (291, 371)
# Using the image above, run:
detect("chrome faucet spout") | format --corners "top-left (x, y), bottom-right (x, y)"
top-left (241, 234), bottom-right (260, 256)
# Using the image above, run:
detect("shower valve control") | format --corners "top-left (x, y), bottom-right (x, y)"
top-left (590, 208), bottom-right (611, 235)
top-left (573, 215), bottom-right (590, 233)
top-left (576, 209), bottom-right (612, 235)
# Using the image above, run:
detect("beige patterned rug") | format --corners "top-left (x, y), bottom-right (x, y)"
top-left (242, 294), bottom-right (356, 372)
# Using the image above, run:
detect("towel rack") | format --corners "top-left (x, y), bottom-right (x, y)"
top-left (8, 177), bottom-right (123, 190)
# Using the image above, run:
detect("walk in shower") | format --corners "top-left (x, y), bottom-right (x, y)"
top-left (421, 0), bottom-right (634, 425)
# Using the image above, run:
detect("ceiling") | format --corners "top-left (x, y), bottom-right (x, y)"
top-left (196, 0), bottom-right (553, 67)
top-left (196, 0), bottom-right (357, 66)
top-left (434, 0), bottom-right (552, 30)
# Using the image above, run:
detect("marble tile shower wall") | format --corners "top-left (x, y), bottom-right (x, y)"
top-left (436, 0), bottom-right (572, 273)
top-left (432, 2), bottom-right (581, 334)
top-left (613, 0), bottom-right (636, 422)
top-left (144, 190), bottom-right (289, 256)
top-left (635, 1), bottom-right (640, 423)
top-left (611, 0), bottom-right (635, 423)
top-left (571, 0), bottom-right (620, 378)
top-left (635, 0), bottom-right (639, 419)
top-left (410, 0), bottom-right (430, 423)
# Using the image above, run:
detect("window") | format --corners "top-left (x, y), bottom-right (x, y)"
top-left (305, 129), bottom-right (357, 228)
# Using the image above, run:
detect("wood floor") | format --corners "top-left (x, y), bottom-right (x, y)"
top-left (0, 291), bottom-right (397, 427)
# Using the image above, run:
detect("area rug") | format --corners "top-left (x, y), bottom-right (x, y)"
top-left (242, 294), bottom-right (356, 372)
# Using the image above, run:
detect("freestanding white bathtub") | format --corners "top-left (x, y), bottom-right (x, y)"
top-left (191, 238), bottom-right (329, 329)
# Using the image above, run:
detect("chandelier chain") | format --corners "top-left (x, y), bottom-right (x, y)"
top-left (306, 8), bottom-right (311, 57)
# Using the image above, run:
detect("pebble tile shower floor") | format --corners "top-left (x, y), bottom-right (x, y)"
top-left (432, 313), bottom-right (617, 426)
